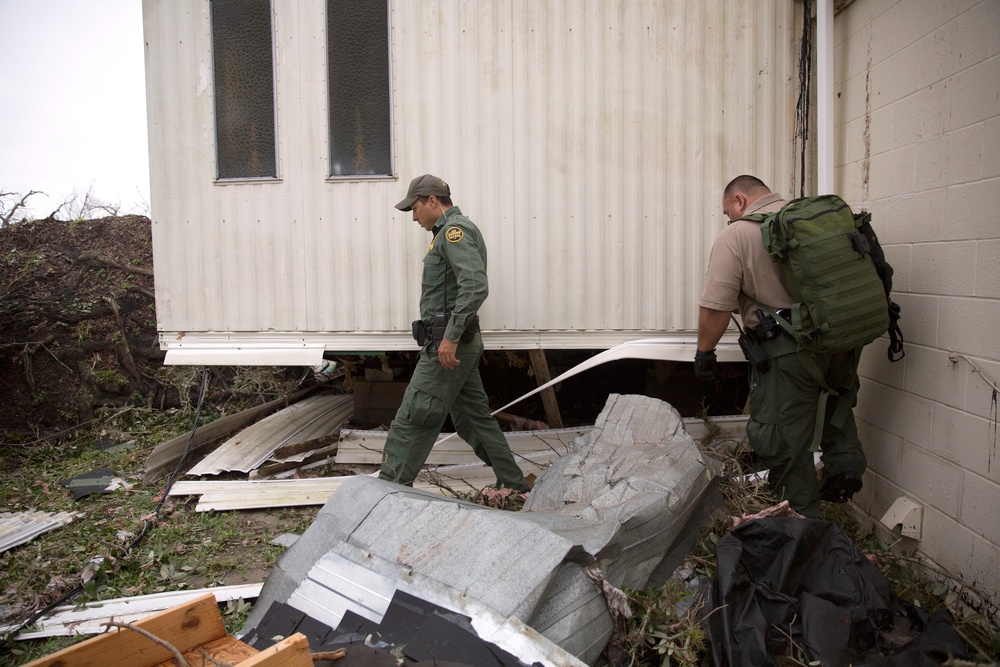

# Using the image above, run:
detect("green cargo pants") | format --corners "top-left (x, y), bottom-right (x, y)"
top-left (378, 333), bottom-right (529, 492)
top-left (746, 334), bottom-right (867, 517)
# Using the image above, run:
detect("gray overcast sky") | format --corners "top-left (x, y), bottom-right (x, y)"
top-left (0, 0), bottom-right (149, 216)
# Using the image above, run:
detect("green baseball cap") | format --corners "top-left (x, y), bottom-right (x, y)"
top-left (395, 174), bottom-right (451, 211)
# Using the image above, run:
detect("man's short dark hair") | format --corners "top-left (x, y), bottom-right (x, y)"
top-left (418, 195), bottom-right (453, 207)
top-left (724, 175), bottom-right (770, 199)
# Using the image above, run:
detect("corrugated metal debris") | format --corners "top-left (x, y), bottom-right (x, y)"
top-left (185, 393), bottom-right (353, 477)
top-left (0, 510), bottom-right (83, 554)
top-left (242, 394), bottom-right (719, 666)
top-left (1, 583), bottom-right (263, 640)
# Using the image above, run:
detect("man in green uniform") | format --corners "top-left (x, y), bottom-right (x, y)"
top-left (378, 174), bottom-right (529, 492)
top-left (695, 175), bottom-right (866, 517)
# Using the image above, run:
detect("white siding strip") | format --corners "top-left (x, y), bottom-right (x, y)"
top-left (2, 584), bottom-right (263, 639)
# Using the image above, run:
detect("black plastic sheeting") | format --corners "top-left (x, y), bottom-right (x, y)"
top-left (244, 590), bottom-right (536, 667)
top-left (705, 517), bottom-right (967, 667)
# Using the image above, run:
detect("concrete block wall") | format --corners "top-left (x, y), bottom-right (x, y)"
top-left (834, 0), bottom-right (1000, 619)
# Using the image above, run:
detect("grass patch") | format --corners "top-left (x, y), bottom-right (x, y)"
top-left (0, 405), bottom-right (320, 666)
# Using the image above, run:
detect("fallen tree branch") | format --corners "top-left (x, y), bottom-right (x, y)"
top-left (79, 250), bottom-right (154, 276)
top-left (104, 619), bottom-right (187, 666)
top-left (313, 648), bottom-right (347, 661)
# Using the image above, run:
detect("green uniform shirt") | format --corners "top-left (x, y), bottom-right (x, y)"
top-left (420, 206), bottom-right (488, 342)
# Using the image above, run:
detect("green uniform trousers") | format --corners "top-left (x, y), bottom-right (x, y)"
top-left (379, 333), bottom-right (529, 492)
top-left (746, 335), bottom-right (867, 518)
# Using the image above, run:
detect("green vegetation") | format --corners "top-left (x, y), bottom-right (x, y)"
top-left (0, 405), bottom-right (319, 666)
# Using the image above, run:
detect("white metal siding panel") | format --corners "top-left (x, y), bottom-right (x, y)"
top-left (144, 0), bottom-right (800, 356)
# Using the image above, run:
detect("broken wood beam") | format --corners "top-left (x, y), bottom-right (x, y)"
top-left (528, 349), bottom-right (564, 428)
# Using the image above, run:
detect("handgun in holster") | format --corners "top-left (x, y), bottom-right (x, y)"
top-left (412, 310), bottom-right (451, 348)
top-left (733, 313), bottom-right (769, 373)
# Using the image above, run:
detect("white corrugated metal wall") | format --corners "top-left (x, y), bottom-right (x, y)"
top-left (144, 0), bottom-right (802, 360)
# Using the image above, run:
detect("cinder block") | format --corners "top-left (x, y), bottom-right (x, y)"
top-left (975, 240), bottom-right (1000, 298)
top-left (890, 85), bottom-right (948, 150)
top-left (902, 345), bottom-right (968, 409)
top-left (915, 135), bottom-right (945, 190)
top-left (931, 403), bottom-right (999, 484)
top-left (845, 23), bottom-right (873, 81)
top-left (947, 56), bottom-right (1000, 131)
top-left (882, 243), bottom-right (911, 292)
top-left (985, 118), bottom-right (1000, 179)
top-left (870, 46), bottom-right (922, 110)
top-left (879, 190), bottom-right (943, 244)
top-left (909, 241), bottom-right (977, 296)
top-left (869, 146), bottom-right (916, 200)
top-left (893, 1), bottom-right (955, 52)
top-left (857, 419), bottom-right (902, 483)
top-left (944, 179), bottom-right (997, 241)
top-left (898, 443), bottom-right (962, 516)
top-left (963, 355), bottom-right (1000, 420)
top-left (918, 1), bottom-right (994, 88)
top-left (937, 296), bottom-right (1000, 360)
top-left (835, 70), bottom-right (869, 124)
top-left (889, 293), bottom-right (940, 347)
top-left (841, 0), bottom-right (898, 41)
top-left (920, 504), bottom-right (1000, 602)
top-left (855, 379), bottom-right (882, 426)
top-left (878, 386), bottom-right (934, 448)
top-left (858, 342), bottom-right (906, 390)
top-left (960, 471), bottom-right (1000, 544)
top-left (942, 124), bottom-right (986, 186)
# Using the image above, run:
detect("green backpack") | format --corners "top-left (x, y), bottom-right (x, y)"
top-left (745, 194), bottom-right (890, 355)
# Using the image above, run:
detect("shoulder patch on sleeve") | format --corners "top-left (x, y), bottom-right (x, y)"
top-left (445, 226), bottom-right (464, 243)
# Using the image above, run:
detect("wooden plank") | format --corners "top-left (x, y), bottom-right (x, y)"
top-left (528, 349), bottom-right (564, 428)
top-left (154, 636), bottom-right (258, 667)
top-left (144, 385), bottom-right (322, 483)
top-left (239, 632), bottom-right (313, 667)
top-left (23, 594), bottom-right (227, 667)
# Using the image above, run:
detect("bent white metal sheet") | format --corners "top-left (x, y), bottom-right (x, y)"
top-left (185, 394), bottom-right (353, 476)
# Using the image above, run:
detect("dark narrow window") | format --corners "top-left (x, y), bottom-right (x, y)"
top-left (327, 0), bottom-right (392, 177)
top-left (211, 0), bottom-right (277, 179)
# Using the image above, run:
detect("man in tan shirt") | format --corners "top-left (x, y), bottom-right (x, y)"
top-left (696, 175), bottom-right (866, 517)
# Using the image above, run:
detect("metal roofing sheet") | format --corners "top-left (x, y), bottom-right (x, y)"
top-left (0, 510), bottom-right (82, 554)
top-left (185, 393), bottom-right (353, 476)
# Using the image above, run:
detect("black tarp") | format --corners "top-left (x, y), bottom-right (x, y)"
top-left (705, 517), bottom-right (967, 667)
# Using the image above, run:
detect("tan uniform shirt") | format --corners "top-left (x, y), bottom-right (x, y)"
top-left (699, 192), bottom-right (793, 329)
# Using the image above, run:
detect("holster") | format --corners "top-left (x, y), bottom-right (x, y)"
top-left (412, 311), bottom-right (480, 347)
top-left (738, 330), bottom-right (769, 373)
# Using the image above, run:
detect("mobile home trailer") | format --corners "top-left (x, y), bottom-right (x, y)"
top-left (143, 0), bottom-right (807, 366)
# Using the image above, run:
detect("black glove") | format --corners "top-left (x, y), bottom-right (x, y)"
top-left (694, 349), bottom-right (717, 383)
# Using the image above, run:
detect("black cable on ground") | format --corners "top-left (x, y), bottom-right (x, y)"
top-left (11, 366), bottom-right (210, 635)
